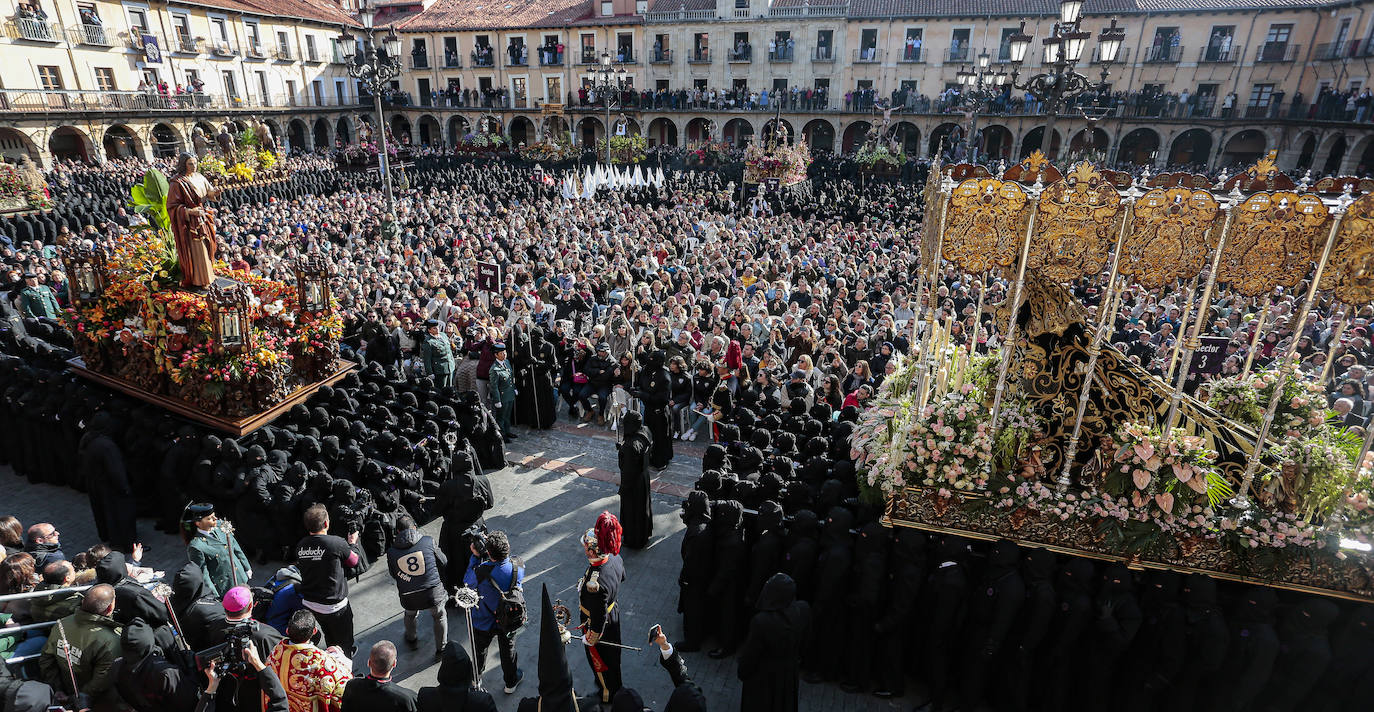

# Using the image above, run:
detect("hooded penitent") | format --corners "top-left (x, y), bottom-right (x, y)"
top-left (517, 584), bottom-right (577, 712)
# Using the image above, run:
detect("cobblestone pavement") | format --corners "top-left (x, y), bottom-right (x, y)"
top-left (3, 418), bottom-right (911, 711)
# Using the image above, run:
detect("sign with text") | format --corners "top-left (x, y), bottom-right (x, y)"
top-left (476, 260), bottom-right (501, 293)
top-left (1188, 336), bottom-right (1232, 377)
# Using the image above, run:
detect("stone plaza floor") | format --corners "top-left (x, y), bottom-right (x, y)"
top-left (3, 419), bottom-right (910, 711)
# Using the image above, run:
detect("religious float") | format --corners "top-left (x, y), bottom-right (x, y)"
top-left (854, 150), bottom-right (1374, 602)
top-left (854, 109), bottom-right (908, 178)
top-left (191, 119), bottom-right (288, 187)
top-left (0, 157), bottom-right (53, 214)
top-left (743, 118), bottom-right (811, 195)
top-left (60, 166), bottom-right (350, 435)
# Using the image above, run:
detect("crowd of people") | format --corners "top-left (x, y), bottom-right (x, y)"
top-left (0, 131), bottom-right (1372, 712)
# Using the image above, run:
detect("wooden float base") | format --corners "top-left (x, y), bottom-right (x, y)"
top-left (67, 357), bottom-right (356, 437)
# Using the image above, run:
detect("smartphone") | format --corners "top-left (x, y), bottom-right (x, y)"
top-left (647, 624), bottom-right (662, 644)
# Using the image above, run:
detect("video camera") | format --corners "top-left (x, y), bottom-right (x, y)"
top-left (195, 621), bottom-right (254, 677)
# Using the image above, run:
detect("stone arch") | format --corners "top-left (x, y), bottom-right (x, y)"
top-left (335, 116), bottom-right (353, 145)
top-left (509, 115), bottom-right (535, 146)
top-left (150, 122), bottom-right (183, 158)
top-left (686, 117), bottom-right (714, 144)
top-left (449, 116), bottom-right (471, 144)
top-left (288, 119), bottom-right (309, 153)
top-left (1315, 132), bottom-right (1349, 177)
top-left (1342, 133), bottom-right (1374, 176)
top-left (0, 128), bottom-right (41, 165)
top-left (542, 115), bottom-right (569, 143)
top-left (1221, 129), bottom-right (1266, 168)
top-left (390, 115), bottom-right (412, 145)
top-left (1115, 127), bottom-right (1160, 166)
top-left (802, 119), bottom-right (835, 153)
top-left (841, 121), bottom-right (872, 154)
top-left (1168, 128), bottom-right (1213, 167)
top-left (417, 114), bottom-right (442, 146)
top-left (723, 117), bottom-right (754, 147)
top-left (928, 122), bottom-right (962, 156)
top-left (1019, 126), bottom-right (1062, 158)
top-left (647, 117), bottom-right (677, 147)
top-left (577, 116), bottom-right (603, 148)
top-left (1067, 127), bottom-right (1110, 158)
top-left (892, 121), bottom-right (920, 156)
top-left (102, 124), bottom-right (144, 160)
top-left (1294, 131), bottom-right (1318, 172)
top-left (761, 118), bottom-right (796, 145)
top-left (980, 124), bottom-right (1013, 161)
top-left (48, 126), bottom-right (94, 163)
top-left (313, 118), bottom-right (332, 149)
top-left (194, 119), bottom-right (218, 138)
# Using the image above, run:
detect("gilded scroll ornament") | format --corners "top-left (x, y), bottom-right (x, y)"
top-left (1319, 191), bottom-right (1374, 305)
top-left (1028, 162), bottom-right (1124, 283)
top-left (1217, 192), bottom-right (1329, 297)
top-left (942, 179), bottom-right (1030, 274)
top-left (1121, 188), bottom-right (1221, 290)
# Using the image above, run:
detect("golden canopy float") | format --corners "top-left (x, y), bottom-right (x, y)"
top-left (856, 151), bottom-right (1374, 602)
top-left (59, 168), bottom-right (350, 436)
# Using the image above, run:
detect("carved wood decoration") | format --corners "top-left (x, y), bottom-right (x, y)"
top-left (293, 255), bottom-right (332, 313)
top-left (941, 178), bottom-right (1031, 275)
top-left (1145, 172), bottom-right (1213, 189)
top-left (1028, 162), bottom-right (1124, 283)
top-left (1003, 150), bottom-right (1062, 185)
top-left (1311, 176), bottom-right (1374, 195)
top-left (207, 280), bottom-right (254, 354)
top-left (1222, 150), bottom-right (1297, 192)
top-left (1319, 191), bottom-right (1374, 305)
top-left (945, 163), bottom-right (993, 181)
top-left (1216, 192), bottom-right (1329, 297)
top-left (58, 242), bottom-right (108, 305)
top-left (1121, 188), bottom-right (1222, 290)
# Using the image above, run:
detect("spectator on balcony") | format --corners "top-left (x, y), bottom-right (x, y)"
top-left (768, 37), bottom-right (776, 60)
top-left (1221, 92), bottom-right (1235, 118)
top-left (786, 36), bottom-right (794, 59)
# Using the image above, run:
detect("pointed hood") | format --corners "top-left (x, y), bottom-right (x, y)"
top-left (436, 640), bottom-right (475, 688)
top-left (532, 584), bottom-right (577, 711)
top-left (755, 572), bottom-right (797, 612)
top-left (172, 561), bottom-right (213, 614)
top-left (95, 551), bottom-right (129, 585)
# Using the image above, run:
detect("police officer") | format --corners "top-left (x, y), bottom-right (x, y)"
top-left (17, 272), bottom-right (60, 320)
top-left (421, 319), bottom-right (455, 388)
top-left (183, 502), bottom-right (252, 600)
top-left (579, 512), bottom-right (626, 706)
top-left (489, 342), bottom-right (517, 442)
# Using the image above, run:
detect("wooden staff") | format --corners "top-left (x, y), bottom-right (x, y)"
top-left (1165, 276), bottom-right (1200, 383)
top-left (916, 174), bottom-right (955, 404)
top-left (1233, 191), bottom-right (1352, 508)
top-left (1317, 303), bottom-right (1349, 386)
top-left (1165, 186), bottom-right (1243, 430)
top-left (1239, 292), bottom-right (1273, 379)
top-left (987, 178), bottom-right (1045, 436)
top-left (1058, 188), bottom-right (1137, 488)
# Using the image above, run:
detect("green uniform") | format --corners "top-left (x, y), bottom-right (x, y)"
top-left (187, 525), bottom-right (252, 599)
top-left (18, 284), bottom-right (60, 319)
top-left (39, 610), bottom-right (123, 704)
top-left (421, 332), bottom-right (456, 388)
top-left (489, 358), bottom-right (517, 436)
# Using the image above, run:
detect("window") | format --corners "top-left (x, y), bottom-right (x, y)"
top-left (581, 34), bottom-right (595, 63)
top-left (905, 28), bottom-right (924, 61)
top-left (211, 18), bottom-right (228, 42)
top-left (38, 65), bottom-right (62, 90)
top-left (601, 0), bottom-right (612, 16)
top-left (94, 67), bottom-right (116, 91)
top-left (772, 30), bottom-right (791, 60)
top-left (223, 70), bottom-right (238, 98)
top-left (418, 77), bottom-right (431, 106)
top-left (1204, 25), bottom-right (1235, 61)
top-left (306, 35), bottom-right (318, 61)
top-left (693, 32), bottom-right (709, 61)
top-left (861, 28), bottom-right (879, 61)
top-left (735, 0), bottom-right (747, 7)
top-left (693, 78), bottom-right (707, 91)
top-left (948, 28), bottom-right (969, 62)
top-left (141, 69), bottom-right (159, 86)
top-left (1148, 27), bottom-right (1180, 62)
top-left (656, 79), bottom-right (669, 91)
top-left (653, 33), bottom-right (668, 61)
top-left (546, 75), bottom-right (561, 102)
top-left (772, 78), bottom-right (787, 92)
top-left (511, 76), bottom-right (527, 108)
top-left (1247, 83), bottom-right (1275, 117)
top-left (127, 8), bottom-right (148, 32)
top-left (635, 0), bottom-right (646, 12)
top-left (444, 37), bottom-right (459, 66)
top-left (286, 79), bottom-right (297, 104)
top-left (997, 27), bottom-right (1017, 61)
top-left (245, 22), bottom-right (261, 53)
top-left (312, 79), bottom-right (324, 105)
top-left (184, 69), bottom-right (199, 88)
top-left (1261, 23), bottom-right (1292, 60)
top-left (900, 79), bottom-right (917, 93)
top-left (335, 79), bottom-right (346, 102)
top-left (732, 32), bottom-right (750, 60)
top-left (413, 38), bottom-right (429, 67)
top-left (617, 32), bottom-right (633, 61)
top-left (256, 70), bottom-right (268, 102)
top-left (815, 29), bottom-right (832, 60)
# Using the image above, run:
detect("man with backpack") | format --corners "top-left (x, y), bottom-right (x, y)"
top-left (386, 516), bottom-right (448, 662)
top-left (462, 530), bottom-right (525, 694)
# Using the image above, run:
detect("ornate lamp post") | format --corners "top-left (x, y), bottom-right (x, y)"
top-left (339, 0), bottom-right (402, 238)
top-left (1005, 1), bottom-right (1125, 160)
top-left (589, 50), bottom-right (629, 165)
top-left (954, 50), bottom-right (1009, 162)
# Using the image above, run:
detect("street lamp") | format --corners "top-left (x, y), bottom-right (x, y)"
top-left (589, 50), bottom-right (630, 165)
top-left (1006, 1), bottom-right (1125, 160)
top-left (951, 50), bottom-right (1008, 162)
top-left (339, 0), bottom-right (402, 238)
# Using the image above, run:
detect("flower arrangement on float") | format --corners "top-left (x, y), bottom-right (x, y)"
top-left (743, 140), bottom-right (811, 187)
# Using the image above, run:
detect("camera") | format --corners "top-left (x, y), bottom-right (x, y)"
top-left (195, 621), bottom-right (254, 677)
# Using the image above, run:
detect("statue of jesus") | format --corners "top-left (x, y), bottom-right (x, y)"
top-left (167, 152), bottom-right (222, 290)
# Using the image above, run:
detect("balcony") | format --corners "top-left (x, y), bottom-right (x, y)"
top-left (472, 52), bottom-right (495, 67)
top-left (855, 47), bottom-right (882, 63)
top-left (274, 46), bottom-right (294, 61)
top-left (123, 30), bottom-right (149, 49)
top-left (644, 7), bottom-right (716, 22)
top-left (650, 48), bottom-right (672, 64)
top-left (942, 47), bottom-right (969, 63)
top-left (577, 52), bottom-right (597, 65)
top-left (727, 49), bottom-right (751, 63)
top-left (1198, 44), bottom-right (1240, 63)
top-left (766, 2), bottom-right (847, 17)
top-left (811, 47), bottom-right (834, 62)
top-left (0, 88), bottom-right (366, 113)
top-left (332, 47), bottom-right (348, 64)
top-left (213, 40), bottom-right (240, 57)
top-left (411, 54), bottom-right (430, 69)
top-left (443, 53), bottom-right (461, 68)
top-left (617, 51), bottom-right (636, 63)
top-left (1243, 104), bottom-right (1275, 119)
top-left (67, 23), bottom-right (110, 46)
top-left (897, 47), bottom-right (925, 63)
top-left (1089, 46), bottom-right (1129, 64)
top-left (1256, 42), bottom-right (1299, 62)
top-left (768, 47), bottom-right (794, 62)
top-left (305, 48), bottom-right (321, 63)
top-left (506, 48), bottom-right (527, 67)
top-left (1314, 39), bottom-right (1364, 61)
top-left (1142, 44), bottom-right (1182, 63)
top-left (245, 43), bottom-right (267, 60)
top-left (5, 17), bottom-right (60, 42)
top-left (173, 35), bottom-right (201, 54)
top-left (538, 50), bottom-right (563, 66)
top-left (688, 50), bottom-right (710, 64)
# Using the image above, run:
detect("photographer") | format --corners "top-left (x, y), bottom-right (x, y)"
top-left (385, 517), bottom-right (447, 660)
top-left (204, 586), bottom-right (284, 712)
top-left (198, 642), bottom-right (287, 712)
top-left (294, 505), bottom-right (366, 657)
top-left (462, 531), bottom-right (524, 693)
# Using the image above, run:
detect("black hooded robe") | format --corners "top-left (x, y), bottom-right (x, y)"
top-left (677, 491), bottom-right (713, 652)
top-left (617, 411), bottom-right (653, 549)
top-left (737, 573), bottom-right (810, 712)
top-left (80, 411), bottom-right (136, 551)
top-left (418, 641), bottom-right (497, 712)
top-left (635, 357), bottom-right (673, 469)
